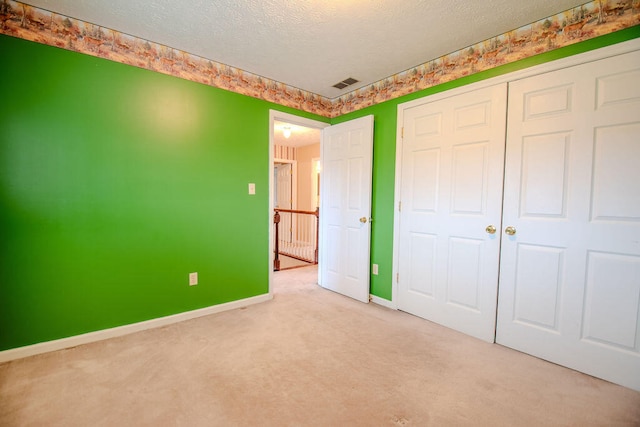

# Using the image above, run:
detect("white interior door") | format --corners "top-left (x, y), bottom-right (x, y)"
top-left (496, 50), bottom-right (640, 391)
top-left (396, 84), bottom-right (507, 342)
top-left (275, 163), bottom-right (292, 210)
top-left (319, 115), bottom-right (374, 303)
top-left (275, 162), bottom-right (293, 242)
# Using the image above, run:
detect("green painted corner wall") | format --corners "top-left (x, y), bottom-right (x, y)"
top-left (332, 26), bottom-right (640, 301)
top-left (0, 35), bottom-right (327, 351)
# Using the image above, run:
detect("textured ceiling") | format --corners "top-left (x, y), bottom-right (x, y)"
top-left (26, 0), bottom-right (585, 98)
top-left (274, 121), bottom-right (320, 148)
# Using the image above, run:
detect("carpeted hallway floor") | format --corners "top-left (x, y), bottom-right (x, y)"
top-left (1, 265), bottom-right (639, 426)
top-left (278, 254), bottom-right (313, 270)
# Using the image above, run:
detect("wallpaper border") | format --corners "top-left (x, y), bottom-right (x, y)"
top-left (1, 1), bottom-right (638, 118)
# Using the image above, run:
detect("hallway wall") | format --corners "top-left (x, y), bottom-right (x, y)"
top-left (296, 143), bottom-right (320, 212)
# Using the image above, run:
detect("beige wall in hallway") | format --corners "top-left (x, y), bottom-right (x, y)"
top-left (297, 143), bottom-right (320, 211)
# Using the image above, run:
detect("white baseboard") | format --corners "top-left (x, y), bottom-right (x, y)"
top-left (370, 294), bottom-right (395, 310)
top-left (0, 293), bottom-right (272, 364)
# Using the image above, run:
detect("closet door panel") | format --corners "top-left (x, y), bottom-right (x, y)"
top-left (397, 83), bottom-right (507, 342)
top-left (496, 50), bottom-right (640, 392)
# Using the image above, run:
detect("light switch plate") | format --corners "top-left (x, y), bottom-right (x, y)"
top-left (189, 272), bottom-right (198, 286)
top-left (248, 183), bottom-right (256, 195)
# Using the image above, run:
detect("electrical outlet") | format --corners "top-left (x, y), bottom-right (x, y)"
top-left (248, 183), bottom-right (256, 195)
top-left (372, 264), bottom-right (379, 275)
top-left (189, 272), bottom-right (198, 286)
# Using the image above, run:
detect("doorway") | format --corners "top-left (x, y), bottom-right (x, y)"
top-left (269, 111), bottom-right (329, 294)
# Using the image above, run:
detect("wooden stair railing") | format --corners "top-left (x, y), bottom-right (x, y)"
top-left (273, 207), bottom-right (319, 271)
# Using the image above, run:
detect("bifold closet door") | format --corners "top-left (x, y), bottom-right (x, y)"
top-left (496, 50), bottom-right (640, 391)
top-left (397, 84), bottom-right (507, 342)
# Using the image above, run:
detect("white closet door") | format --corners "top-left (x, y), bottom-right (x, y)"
top-left (397, 84), bottom-right (507, 342)
top-left (496, 50), bottom-right (640, 391)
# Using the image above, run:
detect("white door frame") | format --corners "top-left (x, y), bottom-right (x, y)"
top-left (392, 38), bottom-right (640, 309)
top-left (269, 110), bottom-right (330, 296)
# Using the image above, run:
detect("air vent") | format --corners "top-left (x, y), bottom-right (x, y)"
top-left (332, 77), bottom-right (359, 89)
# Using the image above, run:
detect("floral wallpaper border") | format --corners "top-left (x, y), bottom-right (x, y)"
top-left (1, 1), bottom-right (639, 118)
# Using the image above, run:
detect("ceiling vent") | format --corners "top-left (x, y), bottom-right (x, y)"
top-left (332, 77), bottom-right (359, 90)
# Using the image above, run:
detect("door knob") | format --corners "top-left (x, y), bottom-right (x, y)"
top-left (485, 225), bottom-right (496, 234)
top-left (505, 226), bottom-right (516, 236)
top-left (359, 217), bottom-right (368, 223)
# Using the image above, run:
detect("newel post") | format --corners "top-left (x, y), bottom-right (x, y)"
top-left (274, 210), bottom-right (281, 271)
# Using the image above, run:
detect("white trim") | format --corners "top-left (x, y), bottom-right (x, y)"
top-left (268, 110), bottom-right (329, 295)
top-left (370, 295), bottom-right (395, 310)
top-left (391, 105), bottom-right (404, 310)
top-left (392, 38), bottom-right (640, 306)
top-left (0, 293), bottom-right (271, 363)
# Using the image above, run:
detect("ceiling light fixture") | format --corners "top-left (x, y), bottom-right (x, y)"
top-left (283, 126), bottom-right (291, 139)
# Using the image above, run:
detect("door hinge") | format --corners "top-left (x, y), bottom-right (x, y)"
top-left (401, 127), bottom-right (404, 138)
top-left (398, 201), bottom-right (402, 212)
top-left (396, 272), bottom-right (399, 283)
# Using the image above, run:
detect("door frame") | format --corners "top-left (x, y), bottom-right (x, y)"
top-left (269, 110), bottom-right (330, 296)
top-left (392, 38), bottom-right (640, 308)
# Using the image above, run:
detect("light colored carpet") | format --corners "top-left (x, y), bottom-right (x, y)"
top-left (1, 265), bottom-right (639, 426)
top-left (278, 254), bottom-right (313, 270)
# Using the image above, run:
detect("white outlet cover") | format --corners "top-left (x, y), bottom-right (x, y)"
top-left (372, 264), bottom-right (379, 275)
top-left (248, 183), bottom-right (256, 195)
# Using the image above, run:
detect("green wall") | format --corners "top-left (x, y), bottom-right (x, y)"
top-left (1, 26), bottom-right (638, 351)
top-left (0, 35), bottom-right (327, 351)
top-left (334, 26), bottom-right (640, 301)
